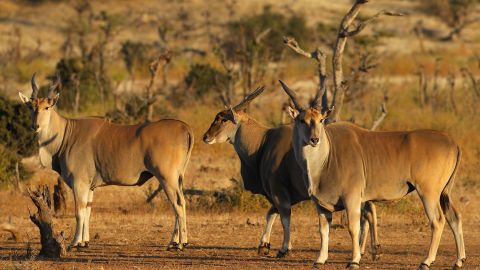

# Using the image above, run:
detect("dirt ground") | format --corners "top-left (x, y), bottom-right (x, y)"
top-left (1, 185), bottom-right (479, 270)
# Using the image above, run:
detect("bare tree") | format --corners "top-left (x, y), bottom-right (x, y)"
top-left (329, 1), bottom-right (403, 120)
top-left (27, 185), bottom-right (66, 258)
top-left (145, 53), bottom-right (171, 121)
top-left (283, 36), bottom-right (328, 113)
top-left (447, 71), bottom-right (457, 114)
top-left (417, 64), bottom-right (430, 107)
top-left (370, 95), bottom-right (388, 131)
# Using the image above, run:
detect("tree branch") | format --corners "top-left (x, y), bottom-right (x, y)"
top-left (330, 0), bottom-right (402, 121)
top-left (370, 95), bottom-right (388, 131)
top-left (283, 36), bottom-right (328, 111)
top-left (342, 10), bottom-right (405, 37)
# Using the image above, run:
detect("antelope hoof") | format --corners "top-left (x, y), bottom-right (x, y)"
top-left (346, 262), bottom-right (360, 270)
top-left (371, 244), bottom-right (382, 261)
top-left (276, 249), bottom-right (290, 258)
top-left (313, 262), bottom-right (325, 268)
top-left (452, 258), bottom-right (466, 270)
top-left (257, 242), bottom-right (271, 256)
top-left (418, 263), bottom-right (430, 270)
top-left (67, 243), bottom-right (80, 252)
top-left (78, 241), bottom-right (89, 248)
top-left (167, 242), bottom-right (183, 251)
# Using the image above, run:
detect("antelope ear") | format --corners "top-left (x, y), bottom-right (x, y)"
top-left (287, 106), bottom-right (299, 119)
top-left (19, 92), bottom-right (30, 104)
top-left (49, 93), bottom-right (60, 107)
top-left (322, 106), bottom-right (334, 118)
top-left (321, 107), bottom-right (334, 125)
top-left (225, 107), bottom-right (239, 124)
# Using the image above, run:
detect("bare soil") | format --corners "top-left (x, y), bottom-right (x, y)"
top-left (1, 186), bottom-right (479, 270)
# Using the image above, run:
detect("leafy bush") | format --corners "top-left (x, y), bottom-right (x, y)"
top-left (0, 95), bottom-right (37, 157)
top-left (53, 57), bottom-right (102, 112)
top-left (184, 63), bottom-right (228, 99)
top-left (227, 6), bottom-right (311, 61)
top-left (0, 95), bottom-right (35, 185)
top-left (0, 145), bottom-right (28, 186)
top-left (120, 41), bottom-right (155, 77)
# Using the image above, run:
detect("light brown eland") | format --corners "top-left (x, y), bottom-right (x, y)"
top-left (202, 86), bottom-right (380, 259)
top-left (19, 74), bottom-right (193, 251)
top-left (279, 80), bottom-right (465, 270)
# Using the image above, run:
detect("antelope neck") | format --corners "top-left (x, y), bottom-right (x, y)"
top-left (294, 124), bottom-right (330, 186)
top-left (37, 108), bottom-right (68, 156)
top-left (232, 116), bottom-right (268, 168)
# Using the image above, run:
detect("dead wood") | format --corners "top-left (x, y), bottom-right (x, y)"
top-left (330, 0), bottom-right (403, 120)
top-left (27, 185), bottom-right (66, 258)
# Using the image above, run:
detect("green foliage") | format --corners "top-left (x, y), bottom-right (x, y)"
top-left (53, 57), bottom-right (101, 111)
top-left (0, 145), bottom-right (24, 186)
top-left (227, 6), bottom-right (311, 61)
top-left (184, 63), bottom-right (228, 99)
top-left (120, 41), bottom-right (153, 76)
top-left (0, 95), bottom-right (34, 185)
top-left (0, 95), bottom-right (37, 157)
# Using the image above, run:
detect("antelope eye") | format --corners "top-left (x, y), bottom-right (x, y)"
top-left (45, 107), bottom-right (49, 110)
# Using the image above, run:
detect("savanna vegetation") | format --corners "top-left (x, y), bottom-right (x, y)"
top-left (0, 0), bottom-right (479, 269)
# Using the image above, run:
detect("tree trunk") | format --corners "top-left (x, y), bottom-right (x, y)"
top-left (27, 185), bottom-right (66, 258)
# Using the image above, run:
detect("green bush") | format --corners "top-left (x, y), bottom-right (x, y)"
top-left (0, 95), bottom-right (37, 157)
top-left (120, 41), bottom-right (154, 77)
top-left (184, 63), bottom-right (228, 99)
top-left (53, 57), bottom-right (102, 112)
top-left (227, 6), bottom-right (311, 61)
top-left (0, 145), bottom-right (28, 186)
top-left (0, 95), bottom-right (35, 186)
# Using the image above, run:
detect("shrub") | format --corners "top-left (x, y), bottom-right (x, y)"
top-left (0, 145), bottom-right (28, 186)
top-left (184, 63), bottom-right (228, 99)
top-left (227, 6), bottom-right (311, 61)
top-left (0, 95), bottom-right (37, 157)
top-left (120, 41), bottom-right (155, 77)
top-left (53, 57), bottom-right (101, 112)
top-left (0, 95), bottom-right (35, 185)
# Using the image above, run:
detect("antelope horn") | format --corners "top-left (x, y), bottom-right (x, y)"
top-left (279, 80), bottom-right (303, 111)
top-left (48, 74), bottom-right (61, 99)
top-left (233, 86), bottom-right (266, 111)
top-left (310, 84), bottom-right (326, 110)
top-left (30, 73), bottom-right (39, 99)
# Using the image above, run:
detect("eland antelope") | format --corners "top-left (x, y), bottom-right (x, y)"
top-left (19, 74), bottom-right (193, 250)
top-left (202, 86), bottom-right (380, 258)
top-left (279, 80), bottom-right (466, 269)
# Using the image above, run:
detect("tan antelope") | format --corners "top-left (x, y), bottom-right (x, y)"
top-left (202, 86), bottom-right (380, 258)
top-left (279, 80), bottom-right (466, 270)
top-left (19, 74), bottom-right (193, 250)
